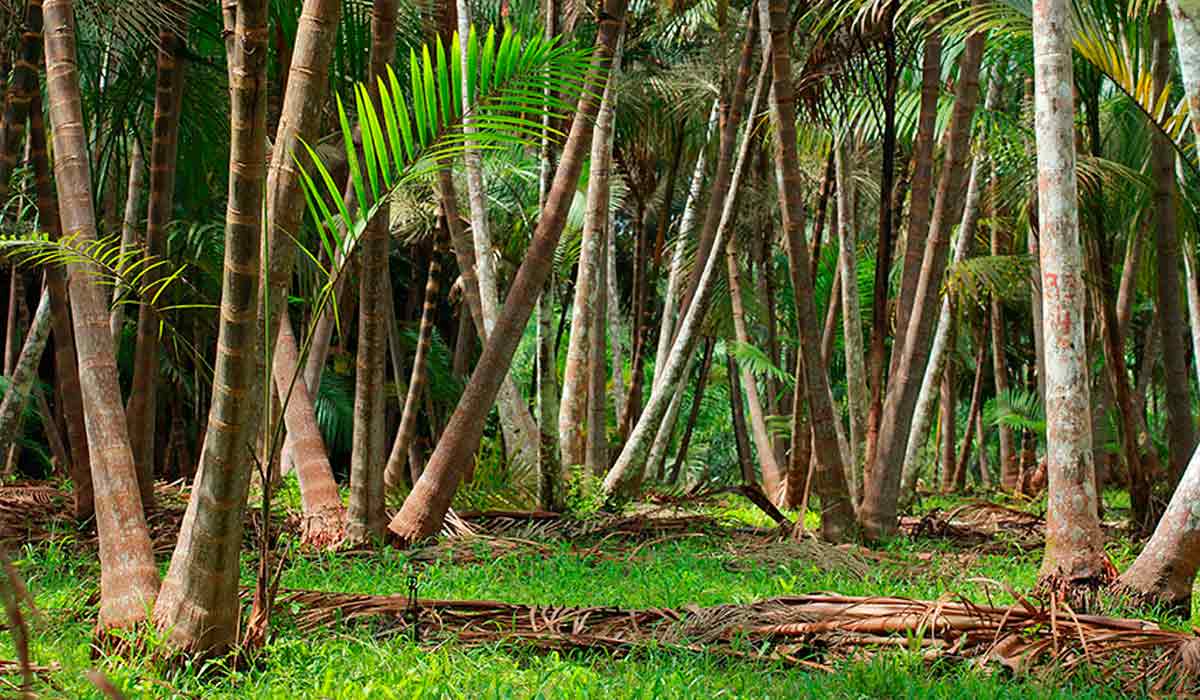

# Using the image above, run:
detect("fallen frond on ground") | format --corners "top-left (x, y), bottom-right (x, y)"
top-left (276, 589), bottom-right (1200, 693)
top-left (900, 502), bottom-right (1045, 551)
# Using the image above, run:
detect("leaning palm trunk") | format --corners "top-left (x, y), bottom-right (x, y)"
top-left (602, 57), bottom-right (767, 499)
top-left (1116, 441), bottom-right (1200, 611)
top-left (274, 316), bottom-right (345, 548)
top-left (0, 290), bottom-right (51, 461)
top-left (126, 28), bottom-right (186, 507)
top-left (898, 104), bottom-right (992, 501)
top-left (384, 242), bottom-right (443, 491)
top-left (560, 56), bottom-right (621, 469)
top-left (726, 232), bottom-right (784, 500)
top-left (43, 0), bottom-right (159, 630)
top-left (436, 172), bottom-right (537, 467)
top-left (1031, 0), bottom-right (1108, 588)
top-left (834, 138), bottom-right (867, 496)
top-left (388, 0), bottom-right (629, 542)
top-left (153, 0), bottom-right (269, 655)
top-left (28, 92), bottom-right (91, 520)
top-left (654, 102), bottom-right (717, 392)
top-left (646, 350), bottom-right (699, 481)
top-left (346, 0), bottom-right (399, 544)
top-left (761, 0), bottom-right (854, 540)
top-left (859, 29), bottom-right (985, 540)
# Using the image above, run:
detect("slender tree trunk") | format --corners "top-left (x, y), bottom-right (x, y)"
top-left (0, 290), bottom-right (51, 460)
top-left (667, 339), bottom-right (714, 484)
top-left (952, 331), bottom-right (988, 491)
top-left (346, 0), bottom-right (398, 544)
top-left (677, 11), bottom-right (757, 322)
top-left (860, 28), bottom-right (985, 540)
top-left (384, 239), bottom-right (443, 492)
top-left (890, 28), bottom-right (943, 370)
top-left (126, 28), bottom-right (186, 508)
top-left (587, 220), bottom-right (609, 476)
top-left (274, 316), bottom-right (345, 548)
top-left (1184, 247), bottom-right (1200, 390)
top-left (561, 53), bottom-right (620, 469)
top-left (110, 138), bottom-right (143, 343)
top-left (938, 320), bottom-right (958, 493)
top-left (607, 224), bottom-right (626, 424)
top-left (655, 103), bottom-right (717, 391)
top-left (1032, 0), bottom-right (1109, 589)
top-left (761, 0), bottom-right (853, 539)
top-left (834, 138), bottom-right (867, 497)
top-left (990, 187), bottom-right (1017, 491)
top-left (44, 0), bottom-right (158, 630)
top-left (728, 353), bottom-right (757, 486)
top-left (28, 90), bottom-right (91, 520)
top-left (727, 232), bottom-right (784, 499)
top-left (153, 0), bottom-right (269, 654)
top-left (388, 0), bottom-right (628, 542)
top-left (1150, 3), bottom-right (1196, 486)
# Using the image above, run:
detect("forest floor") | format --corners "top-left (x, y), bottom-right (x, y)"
top-left (0, 481), bottom-right (1187, 699)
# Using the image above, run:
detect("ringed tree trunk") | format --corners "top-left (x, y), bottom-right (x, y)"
top-left (126, 27), bottom-right (187, 508)
top-left (1032, 0), bottom-right (1109, 590)
top-left (383, 238), bottom-right (444, 492)
top-left (834, 137), bottom-right (867, 499)
top-left (28, 90), bottom-right (92, 520)
top-left (274, 316), bottom-right (346, 548)
top-left (346, 0), bottom-right (399, 545)
top-left (761, 0), bottom-right (854, 539)
top-left (388, 0), bottom-right (629, 542)
top-left (1150, 3), bottom-right (1196, 487)
top-left (560, 51), bottom-right (620, 470)
top-left (43, 0), bottom-right (158, 631)
top-left (859, 27), bottom-right (985, 540)
top-left (153, 0), bottom-right (269, 654)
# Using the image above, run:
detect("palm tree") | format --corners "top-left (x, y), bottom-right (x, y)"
top-left (153, 0), bottom-right (269, 654)
top-left (0, 290), bottom-right (52, 463)
top-left (125, 23), bottom-right (187, 508)
top-left (43, 0), bottom-right (159, 631)
top-left (387, 0), bottom-right (629, 542)
top-left (346, 0), bottom-right (400, 545)
top-left (1031, 0), bottom-right (1108, 592)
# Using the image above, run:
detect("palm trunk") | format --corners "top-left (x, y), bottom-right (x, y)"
top-left (990, 193), bottom-right (1017, 491)
top-left (388, 0), bottom-right (628, 542)
top-left (384, 240), bottom-right (443, 492)
top-left (0, 290), bottom-right (51, 461)
top-left (726, 232), bottom-right (784, 500)
top-left (666, 338), bottom-right (714, 484)
top-left (586, 219), bottom-right (609, 476)
top-left (834, 139), bottom-right (867, 496)
top-left (110, 138), bottom-right (143, 343)
top-left (602, 52), bottom-right (766, 499)
top-left (1184, 247), bottom-right (1200, 390)
top-left (606, 224), bottom-right (626, 424)
top-left (1032, 0), bottom-right (1108, 588)
top-left (728, 353), bottom-right (757, 486)
top-left (860, 28), bottom-right (985, 540)
top-left (126, 28), bottom-right (186, 508)
top-left (951, 333), bottom-right (988, 490)
top-left (655, 103), bottom-right (717, 391)
top-left (761, 0), bottom-right (854, 539)
top-left (345, 0), bottom-right (398, 544)
top-left (890, 28), bottom-right (943, 370)
top-left (43, 0), bottom-right (158, 631)
top-left (153, 0), bottom-right (269, 654)
top-left (677, 11), bottom-right (757, 322)
top-left (938, 323), bottom-right (958, 493)
top-left (28, 90), bottom-right (91, 520)
top-left (1150, 4), bottom-right (1196, 486)
top-left (560, 56), bottom-right (620, 469)
top-left (274, 316), bottom-right (346, 548)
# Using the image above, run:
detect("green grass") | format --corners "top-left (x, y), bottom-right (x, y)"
top-left (0, 499), bottom-right (1158, 700)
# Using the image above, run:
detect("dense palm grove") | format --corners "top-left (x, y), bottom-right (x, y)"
top-left (6, 0), bottom-right (1200, 691)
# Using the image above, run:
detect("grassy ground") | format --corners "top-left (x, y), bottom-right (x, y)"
top-left (0, 487), bottom-right (1171, 698)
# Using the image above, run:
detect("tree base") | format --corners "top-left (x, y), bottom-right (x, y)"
top-left (300, 505), bottom-right (347, 550)
top-left (1109, 578), bottom-right (1192, 619)
top-left (1035, 568), bottom-right (1115, 613)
